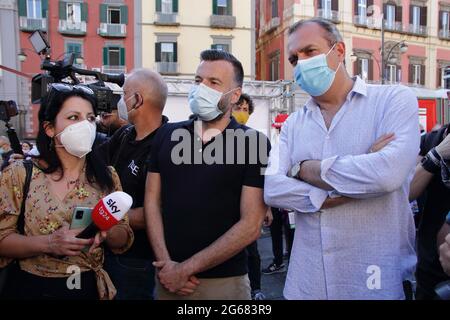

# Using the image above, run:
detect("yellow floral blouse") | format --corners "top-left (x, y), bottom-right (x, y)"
top-left (0, 160), bottom-right (134, 300)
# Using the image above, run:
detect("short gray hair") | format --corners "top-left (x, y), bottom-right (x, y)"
top-left (288, 18), bottom-right (343, 47)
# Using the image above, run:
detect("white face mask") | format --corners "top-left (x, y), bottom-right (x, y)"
top-left (117, 94), bottom-right (136, 122)
top-left (55, 120), bottom-right (96, 158)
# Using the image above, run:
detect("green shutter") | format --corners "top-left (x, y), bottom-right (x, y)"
top-left (81, 3), bottom-right (88, 22)
top-left (103, 47), bottom-right (108, 65)
top-left (155, 43), bottom-right (161, 62)
top-left (213, 0), bottom-right (218, 14)
top-left (211, 44), bottom-right (217, 50)
top-left (173, 43), bottom-right (178, 62)
top-left (42, 0), bottom-right (48, 18)
top-left (120, 5), bottom-right (128, 24)
top-left (120, 48), bottom-right (125, 66)
top-left (156, 0), bottom-right (162, 12)
top-left (172, 0), bottom-right (178, 13)
top-left (18, 0), bottom-right (27, 17)
top-left (227, 0), bottom-right (232, 15)
top-left (59, 1), bottom-right (66, 19)
top-left (100, 4), bottom-right (107, 23)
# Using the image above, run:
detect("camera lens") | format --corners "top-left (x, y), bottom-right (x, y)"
top-left (76, 210), bottom-right (83, 219)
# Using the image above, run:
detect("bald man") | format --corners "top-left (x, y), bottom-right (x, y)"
top-left (98, 68), bottom-right (169, 300)
top-left (0, 136), bottom-right (13, 172)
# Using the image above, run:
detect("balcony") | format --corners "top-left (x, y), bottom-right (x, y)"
top-left (155, 13), bottom-right (179, 26)
top-left (353, 15), bottom-right (381, 29)
top-left (384, 21), bottom-right (403, 32)
top-left (156, 62), bottom-right (179, 75)
top-left (98, 23), bottom-right (127, 38)
top-left (439, 29), bottom-right (450, 40)
top-left (101, 65), bottom-right (127, 74)
top-left (19, 17), bottom-right (46, 31)
top-left (407, 24), bottom-right (427, 36)
top-left (58, 20), bottom-right (87, 35)
top-left (317, 9), bottom-right (340, 23)
top-left (210, 15), bottom-right (236, 29)
top-left (264, 17), bottom-right (281, 34)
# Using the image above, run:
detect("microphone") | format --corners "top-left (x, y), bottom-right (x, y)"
top-left (76, 191), bottom-right (133, 239)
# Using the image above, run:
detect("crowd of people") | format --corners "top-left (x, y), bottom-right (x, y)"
top-left (0, 17), bottom-right (449, 300)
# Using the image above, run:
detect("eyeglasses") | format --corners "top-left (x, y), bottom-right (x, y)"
top-left (49, 83), bottom-right (95, 96)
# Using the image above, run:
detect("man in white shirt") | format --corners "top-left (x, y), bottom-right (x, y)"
top-left (264, 18), bottom-right (420, 300)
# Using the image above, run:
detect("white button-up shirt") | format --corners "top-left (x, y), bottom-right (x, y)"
top-left (264, 77), bottom-right (420, 300)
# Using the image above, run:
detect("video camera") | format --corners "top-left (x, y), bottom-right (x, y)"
top-left (0, 100), bottom-right (23, 155)
top-left (30, 31), bottom-right (124, 114)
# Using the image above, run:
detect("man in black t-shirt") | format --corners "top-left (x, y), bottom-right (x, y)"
top-left (410, 124), bottom-right (450, 299)
top-left (145, 50), bottom-right (270, 300)
top-left (98, 69), bottom-right (168, 300)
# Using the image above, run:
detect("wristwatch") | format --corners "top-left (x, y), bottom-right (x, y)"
top-left (289, 162), bottom-right (301, 179)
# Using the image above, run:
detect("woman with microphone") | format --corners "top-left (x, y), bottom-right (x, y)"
top-left (0, 84), bottom-right (134, 300)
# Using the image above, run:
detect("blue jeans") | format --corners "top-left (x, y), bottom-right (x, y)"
top-left (104, 255), bottom-right (155, 300)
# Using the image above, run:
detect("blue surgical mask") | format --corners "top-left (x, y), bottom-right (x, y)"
top-left (189, 83), bottom-right (237, 122)
top-left (293, 43), bottom-right (341, 97)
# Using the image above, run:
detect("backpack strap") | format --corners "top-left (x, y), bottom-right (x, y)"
top-left (16, 160), bottom-right (33, 235)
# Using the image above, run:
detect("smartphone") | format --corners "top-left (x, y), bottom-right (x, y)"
top-left (70, 207), bottom-right (92, 230)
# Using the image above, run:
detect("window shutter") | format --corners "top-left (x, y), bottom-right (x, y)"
top-left (173, 0), bottom-right (179, 13)
top-left (155, 43), bottom-right (162, 62)
top-left (438, 67), bottom-right (442, 88)
top-left (396, 5), bottom-right (402, 23)
top-left (421, 7), bottom-right (427, 27)
top-left (383, 4), bottom-right (387, 18)
top-left (18, 0), bottom-right (27, 17)
top-left (331, 0), bottom-right (338, 11)
top-left (100, 4), bottom-right (107, 23)
top-left (353, 60), bottom-right (361, 77)
top-left (367, 0), bottom-right (373, 16)
top-left (42, 0), bottom-right (48, 18)
top-left (81, 3), bottom-right (88, 22)
top-left (408, 64), bottom-right (413, 83)
top-left (173, 42), bottom-right (178, 62)
top-left (354, 0), bottom-right (358, 15)
top-left (213, 0), bottom-right (218, 15)
top-left (421, 65), bottom-right (425, 86)
top-left (103, 47), bottom-right (108, 65)
top-left (409, 5), bottom-right (413, 24)
top-left (120, 6), bottom-right (128, 24)
top-left (439, 11), bottom-right (443, 30)
top-left (59, 1), bottom-right (66, 19)
top-left (318, 0), bottom-right (322, 10)
top-left (368, 59), bottom-right (374, 81)
top-left (120, 48), bottom-right (125, 66)
top-left (227, 0), bottom-right (232, 15)
top-left (156, 0), bottom-right (162, 12)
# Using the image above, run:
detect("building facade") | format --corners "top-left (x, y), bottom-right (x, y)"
top-left (137, 0), bottom-right (255, 80)
top-left (256, 0), bottom-right (450, 91)
top-left (16, 0), bottom-right (135, 138)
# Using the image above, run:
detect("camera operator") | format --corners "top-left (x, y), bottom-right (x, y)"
top-left (98, 110), bottom-right (128, 137)
top-left (0, 136), bottom-right (13, 172)
top-left (97, 69), bottom-right (168, 300)
top-left (410, 124), bottom-right (450, 299)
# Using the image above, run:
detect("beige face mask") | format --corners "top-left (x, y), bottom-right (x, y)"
top-left (55, 120), bottom-right (97, 158)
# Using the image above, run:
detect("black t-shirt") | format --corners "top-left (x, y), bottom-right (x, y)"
top-left (416, 125), bottom-right (450, 298)
top-left (97, 117), bottom-right (168, 259)
top-left (148, 117), bottom-right (270, 278)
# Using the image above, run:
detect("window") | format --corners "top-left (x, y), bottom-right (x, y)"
top-left (162, 0), bottom-right (173, 13)
top-left (322, 0), bottom-right (332, 12)
top-left (156, 42), bottom-right (177, 63)
top-left (67, 3), bottom-right (81, 24)
top-left (108, 47), bottom-right (120, 66)
top-left (443, 11), bottom-right (449, 32)
top-left (413, 64), bottom-right (421, 85)
top-left (360, 58), bottom-right (369, 80)
top-left (386, 4), bottom-right (396, 29)
top-left (269, 52), bottom-right (280, 81)
top-left (358, 0), bottom-right (367, 17)
top-left (387, 64), bottom-right (397, 82)
top-left (211, 44), bottom-right (229, 52)
top-left (411, 6), bottom-right (421, 30)
top-left (214, 0), bottom-right (231, 16)
top-left (108, 7), bottom-right (121, 24)
top-left (66, 42), bottom-right (82, 65)
top-left (272, 0), bottom-right (278, 18)
top-left (27, 0), bottom-right (42, 18)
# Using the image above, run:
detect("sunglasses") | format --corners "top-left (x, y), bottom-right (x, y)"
top-left (49, 83), bottom-right (95, 96)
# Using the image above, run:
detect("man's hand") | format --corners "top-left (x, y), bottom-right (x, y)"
top-left (435, 132), bottom-right (450, 160)
top-left (321, 196), bottom-right (351, 209)
top-left (263, 209), bottom-right (273, 227)
top-left (153, 260), bottom-right (194, 293)
top-left (369, 133), bottom-right (395, 153)
top-left (439, 234), bottom-right (450, 276)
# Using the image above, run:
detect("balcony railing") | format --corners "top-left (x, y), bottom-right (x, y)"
top-left (19, 17), bottom-right (46, 31)
top-left (98, 23), bottom-right (127, 37)
top-left (156, 62), bottom-right (179, 74)
top-left (384, 20), bottom-right (403, 32)
top-left (58, 20), bottom-right (87, 35)
top-left (353, 15), bottom-right (381, 28)
top-left (210, 15), bottom-right (236, 29)
top-left (101, 65), bottom-right (127, 74)
top-left (407, 24), bottom-right (427, 36)
top-left (439, 29), bottom-right (450, 40)
top-left (317, 9), bottom-right (340, 23)
top-left (155, 12), bottom-right (179, 25)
